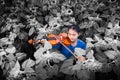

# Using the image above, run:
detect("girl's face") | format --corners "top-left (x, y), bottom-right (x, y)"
top-left (68, 29), bottom-right (79, 42)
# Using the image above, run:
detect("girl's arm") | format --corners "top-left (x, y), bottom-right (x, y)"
top-left (40, 39), bottom-right (62, 49)
top-left (52, 43), bottom-right (62, 49)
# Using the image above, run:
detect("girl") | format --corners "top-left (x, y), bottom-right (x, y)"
top-left (40, 24), bottom-right (86, 61)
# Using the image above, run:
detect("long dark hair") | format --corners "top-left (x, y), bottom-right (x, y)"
top-left (68, 24), bottom-right (81, 34)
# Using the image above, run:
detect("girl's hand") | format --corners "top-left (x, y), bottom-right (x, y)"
top-left (39, 39), bottom-right (46, 44)
top-left (77, 56), bottom-right (86, 61)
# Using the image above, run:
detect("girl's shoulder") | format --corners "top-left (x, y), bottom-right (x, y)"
top-left (77, 39), bottom-right (86, 49)
top-left (77, 39), bottom-right (86, 45)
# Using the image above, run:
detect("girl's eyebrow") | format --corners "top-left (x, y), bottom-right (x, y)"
top-left (68, 33), bottom-right (76, 35)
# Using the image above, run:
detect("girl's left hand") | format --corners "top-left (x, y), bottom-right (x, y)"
top-left (77, 56), bottom-right (86, 61)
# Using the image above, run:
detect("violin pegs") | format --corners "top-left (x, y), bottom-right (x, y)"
top-left (28, 39), bottom-right (33, 44)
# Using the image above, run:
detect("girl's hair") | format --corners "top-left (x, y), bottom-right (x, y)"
top-left (68, 24), bottom-right (80, 33)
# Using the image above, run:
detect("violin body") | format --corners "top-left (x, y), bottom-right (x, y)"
top-left (28, 33), bottom-right (71, 46)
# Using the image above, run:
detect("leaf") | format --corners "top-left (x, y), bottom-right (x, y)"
top-left (74, 48), bottom-right (86, 56)
top-left (60, 59), bottom-right (74, 75)
top-left (91, 60), bottom-right (103, 71)
top-left (115, 28), bottom-right (120, 35)
top-left (36, 66), bottom-right (48, 80)
top-left (24, 67), bottom-right (35, 73)
top-left (46, 64), bottom-right (59, 78)
top-left (5, 61), bottom-right (10, 70)
top-left (29, 27), bottom-right (35, 36)
top-left (51, 51), bottom-right (66, 62)
top-left (94, 52), bottom-right (108, 63)
top-left (113, 65), bottom-right (120, 77)
top-left (104, 50), bottom-right (118, 60)
top-left (82, 59), bottom-right (103, 71)
top-left (96, 27), bottom-right (106, 33)
top-left (0, 37), bottom-right (9, 43)
top-left (13, 26), bottom-right (20, 33)
top-left (94, 34), bottom-right (100, 41)
top-left (1, 61), bottom-right (5, 70)
top-left (5, 46), bottom-right (16, 54)
top-left (86, 37), bottom-right (94, 42)
top-left (1, 24), bottom-right (11, 33)
top-left (9, 32), bottom-right (17, 41)
top-left (114, 21), bottom-right (120, 28)
top-left (0, 56), bottom-right (2, 65)
top-left (72, 61), bottom-right (83, 71)
top-left (45, 15), bottom-right (50, 22)
top-left (9, 61), bottom-right (16, 70)
top-left (22, 58), bottom-right (35, 69)
top-left (36, 59), bottom-right (42, 64)
top-left (86, 50), bottom-right (95, 59)
top-left (34, 47), bottom-right (46, 59)
top-left (86, 42), bottom-right (94, 48)
top-left (6, 53), bottom-right (16, 62)
top-left (16, 52), bottom-right (27, 61)
top-left (107, 22), bottom-right (113, 28)
top-left (52, 64), bottom-right (59, 75)
top-left (46, 67), bottom-right (53, 78)
top-left (76, 69), bottom-right (91, 80)
top-left (18, 31), bottom-right (28, 40)
top-left (0, 51), bottom-right (6, 56)
top-left (10, 61), bottom-right (21, 77)
top-left (104, 37), bottom-right (113, 43)
top-left (44, 41), bottom-right (52, 50)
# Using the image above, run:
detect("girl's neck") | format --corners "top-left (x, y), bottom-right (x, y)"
top-left (71, 39), bottom-right (78, 47)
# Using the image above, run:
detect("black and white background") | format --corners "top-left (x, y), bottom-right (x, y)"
top-left (0, 0), bottom-right (120, 80)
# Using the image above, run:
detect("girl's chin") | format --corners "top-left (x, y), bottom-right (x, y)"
top-left (70, 39), bottom-right (78, 42)
top-left (70, 40), bottom-right (75, 42)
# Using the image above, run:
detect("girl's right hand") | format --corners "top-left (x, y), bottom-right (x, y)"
top-left (77, 56), bottom-right (86, 61)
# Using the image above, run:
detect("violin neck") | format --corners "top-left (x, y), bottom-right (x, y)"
top-left (37, 37), bottom-right (56, 41)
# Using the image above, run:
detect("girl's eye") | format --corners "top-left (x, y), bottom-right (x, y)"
top-left (68, 33), bottom-right (76, 36)
top-left (72, 34), bottom-right (76, 36)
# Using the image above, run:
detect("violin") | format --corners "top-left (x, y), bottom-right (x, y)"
top-left (28, 32), bottom-right (71, 46)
